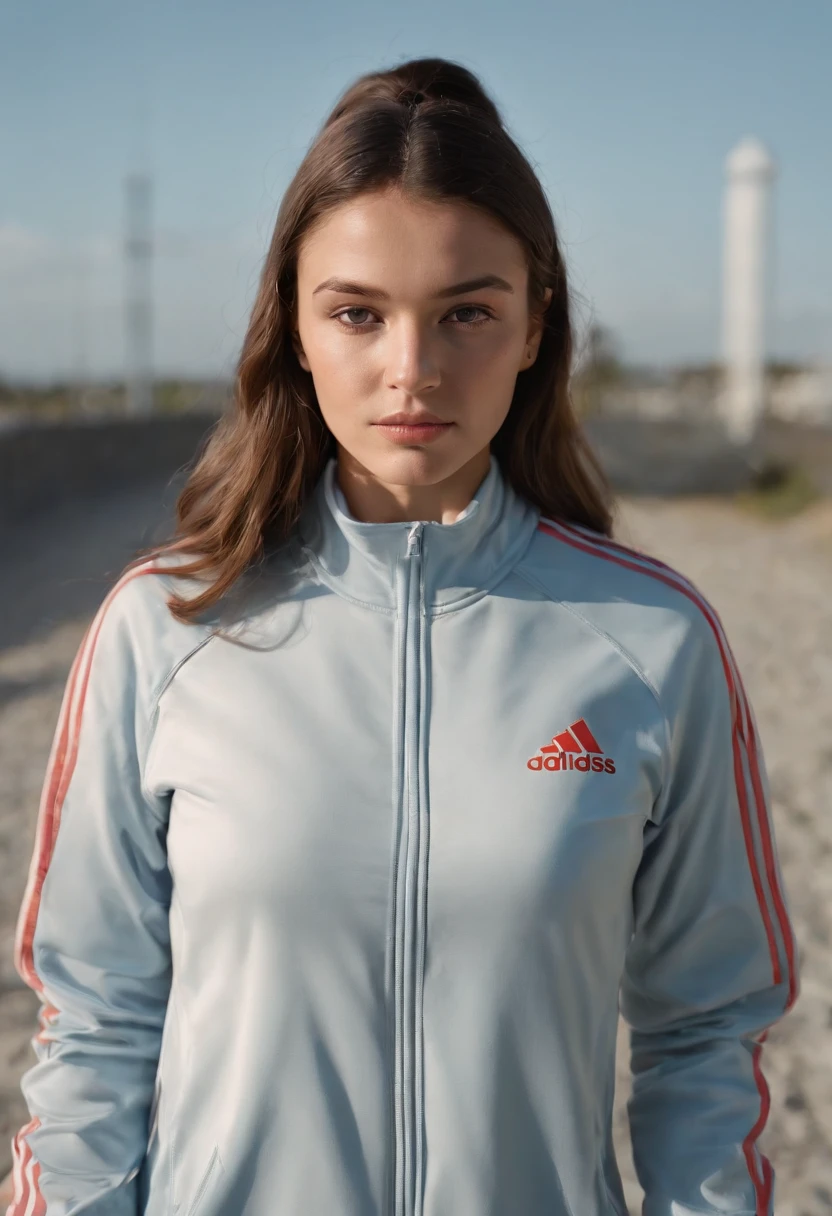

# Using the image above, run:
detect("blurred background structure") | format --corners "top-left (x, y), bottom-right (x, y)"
top-left (1, 3), bottom-right (831, 1213)
top-left (124, 173), bottom-right (155, 417)
top-left (719, 137), bottom-right (777, 447)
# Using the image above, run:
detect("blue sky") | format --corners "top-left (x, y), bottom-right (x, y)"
top-left (1, 0), bottom-right (829, 380)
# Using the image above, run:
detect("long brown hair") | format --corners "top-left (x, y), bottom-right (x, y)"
top-left (140, 56), bottom-right (614, 623)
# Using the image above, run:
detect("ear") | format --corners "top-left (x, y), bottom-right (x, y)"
top-left (522, 287), bottom-right (553, 369)
top-left (292, 329), bottom-right (311, 373)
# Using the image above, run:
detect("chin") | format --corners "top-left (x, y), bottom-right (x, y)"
top-left (360, 443), bottom-right (472, 488)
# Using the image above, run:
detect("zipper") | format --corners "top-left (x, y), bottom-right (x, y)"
top-left (391, 522), bottom-right (426, 1216)
top-left (407, 525), bottom-right (422, 557)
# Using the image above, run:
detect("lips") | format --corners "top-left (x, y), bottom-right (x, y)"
top-left (372, 415), bottom-right (454, 445)
top-left (374, 412), bottom-right (449, 426)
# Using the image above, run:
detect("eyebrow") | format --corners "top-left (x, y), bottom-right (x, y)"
top-left (311, 274), bottom-right (515, 299)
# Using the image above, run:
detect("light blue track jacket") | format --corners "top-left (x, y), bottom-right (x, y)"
top-left (8, 454), bottom-right (797, 1216)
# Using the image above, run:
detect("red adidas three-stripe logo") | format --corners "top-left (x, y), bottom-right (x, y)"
top-left (527, 717), bottom-right (616, 773)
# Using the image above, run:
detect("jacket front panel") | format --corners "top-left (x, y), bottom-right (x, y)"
top-left (143, 591), bottom-right (399, 1215)
top-left (421, 582), bottom-right (663, 1215)
top-left (7, 455), bottom-right (796, 1216)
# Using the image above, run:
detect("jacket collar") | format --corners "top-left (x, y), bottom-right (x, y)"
top-left (296, 454), bottom-right (539, 611)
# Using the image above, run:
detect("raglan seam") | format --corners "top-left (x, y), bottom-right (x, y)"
top-left (141, 630), bottom-right (220, 816)
top-left (514, 565), bottom-right (673, 786)
top-left (515, 564), bottom-right (665, 708)
top-left (97, 563), bottom-right (220, 825)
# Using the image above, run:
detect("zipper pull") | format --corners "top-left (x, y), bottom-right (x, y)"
top-left (406, 523), bottom-right (422, 556)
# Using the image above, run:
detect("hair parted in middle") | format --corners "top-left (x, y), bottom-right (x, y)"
top-left (137, 56), bottom-right (614, 624)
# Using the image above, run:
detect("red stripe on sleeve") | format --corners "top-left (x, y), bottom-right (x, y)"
top-left (538, 519), bottom-right (794, 1216)
top-left (9, 564), bottom-right (166, 1214)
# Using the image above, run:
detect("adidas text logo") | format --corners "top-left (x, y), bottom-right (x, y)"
top-left (527, 717), bottom-right (616, 774)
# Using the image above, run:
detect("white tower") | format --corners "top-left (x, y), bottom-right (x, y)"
top-left (720, 137), bottom-right (777, 446)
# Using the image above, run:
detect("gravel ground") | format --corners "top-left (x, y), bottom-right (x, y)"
top-left (1, 492), bottom-right (831, 1213)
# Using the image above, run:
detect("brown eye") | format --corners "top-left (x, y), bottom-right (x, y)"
top-left (335, 307), bottom-right (375, 328)
top-left (446, 306), bottom-right (492, 327)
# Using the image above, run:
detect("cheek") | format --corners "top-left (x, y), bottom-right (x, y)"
top-left (451, 326), bottom-right (525, 381)
top-left (303, 319), bottom-right (359, 367)
top-left (451, 333), bottom-right (526, 407)
top-left (301, 326), bottom-right (377, 401)
top-left (303, 340), bottom-right (375, 444)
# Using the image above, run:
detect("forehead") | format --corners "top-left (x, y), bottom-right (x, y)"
top-left (297, 189), bottom-right (528, 292)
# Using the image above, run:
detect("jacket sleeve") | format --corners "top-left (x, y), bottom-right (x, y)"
top-left (6, 573), bottom-right (173, 1216)
top-left (619, 606), bottom-right (798, 1216)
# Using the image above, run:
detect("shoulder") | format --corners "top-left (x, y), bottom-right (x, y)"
top-left (79, 554), bottom-right (216, 708)
top-left (516, 516), bottom-right (732, 700)
top-left (88, 552), bottom-right (208, 630)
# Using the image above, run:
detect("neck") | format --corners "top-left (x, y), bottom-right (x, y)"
top-left (334, 445), bottom-right (492, 524)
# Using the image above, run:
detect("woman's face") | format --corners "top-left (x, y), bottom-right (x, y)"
top-left (293, 187), bottom-right (549, 490)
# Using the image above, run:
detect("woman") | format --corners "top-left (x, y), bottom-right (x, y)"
top-left (5, 57), bottom-right (796, 1216)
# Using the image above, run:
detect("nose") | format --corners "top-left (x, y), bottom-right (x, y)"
top-left (383, 320), bottom-right (442, 396)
